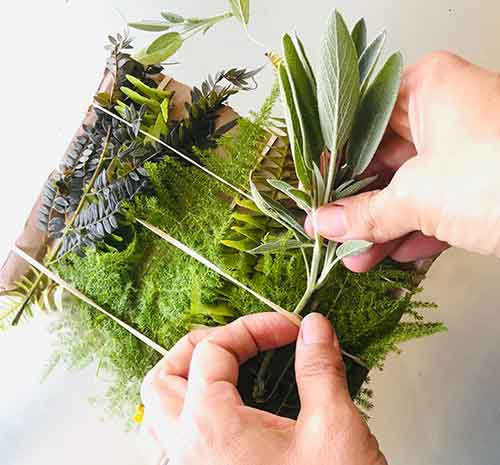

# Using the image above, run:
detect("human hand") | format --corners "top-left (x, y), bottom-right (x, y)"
top-left (306, 51), bottom-right (500, 271)
top-left (140, 313), bottom-right (387, 465)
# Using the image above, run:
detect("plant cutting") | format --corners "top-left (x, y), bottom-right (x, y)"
top-left (0, 3), bottom-right (445, 428)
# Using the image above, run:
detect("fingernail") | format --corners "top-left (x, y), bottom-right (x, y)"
top-left (316, 205), bottom-right (347, 239)
top-left (301, 313), bottom-right (333, 345)
top-left (304, 215), bottom-right (314, 238)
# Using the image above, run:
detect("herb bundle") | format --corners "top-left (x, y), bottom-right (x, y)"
top-left (0, 5), bottom-right (445, 426)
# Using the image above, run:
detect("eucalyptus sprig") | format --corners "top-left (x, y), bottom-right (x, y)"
top-left (249, 10), bottom-right (403, 314)
top-left (129, 0), bottom-right (260, 66)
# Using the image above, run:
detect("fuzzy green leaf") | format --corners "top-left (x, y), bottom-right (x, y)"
top-left (248, 239), bottom-right (312, 255)
top-left (347, 52), bottom-right (403, 176)
top-left (128, 21), bottom-right (170, 32)
top-left (352, 18), bottom-right (367, 56)
top-left (294, 34), bottom-right (316, 91)
top-left (228, 0), bottom-right (250, 24)
top-left (359, 31), bottom-right (387, 94)
top-left (335, 175), bottom-right (378, 199)
top-left (134, 32), bottom-right (182, 66)
top-left (336, 240), bottom-right (373, 259)
top-left (161, 12), bottom-right (185, 23)
top-left (282, 34), bottom-right (324, 166)
top-left (250, 177), bottom-right (308, 239)
top-left (267, 179), bottom-right (311, 212)
top-left (278, 64), bottom-right (311, 189)
top-left (318, 10), bottom-right (360, 153)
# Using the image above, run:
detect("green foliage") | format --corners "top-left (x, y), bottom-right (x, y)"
top-left (347, 52), bottom-right (403, 176)
top-left (318, 10), bottom-right (360, 153)
top-left (49, 107), bottom-right (444, 421)
top-left (130, 1), bottom-right (253, 66)
top-left (250, 10), bottom-right (404, 316)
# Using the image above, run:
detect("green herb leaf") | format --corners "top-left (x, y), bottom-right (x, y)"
top-left (335, 175), bottom-right (378, 199)
top-left (228, 0), bottom-right (250, 24)
top-left (351, 18), bottom-right (367, 56)
top-left (128, 21), bottom-right (170, 32)
top-left (248, 239), bottom-right (313, 255)
top-left (250, 177), bottom-right (308, 239)
top-left (134, 32), bottom-right (182, 66)
top-left (267, 179), bottom-right (312, 212)
top-left (359, 31), bottom-right (387, 94)
top-left (347, 52), bottom-right (403, 176)
top-left (282, 33), bottom-right (324, 166)
top-left (278, 64), bottom-right (311, 189)
top-left (161, 12), bottom-right (185, 23)
top-left (336, 240), bottom-right (373, 259)
top-left (294, 34), bottom-right (316, 90)
top-left (318, 10), bottom-right (360, 153)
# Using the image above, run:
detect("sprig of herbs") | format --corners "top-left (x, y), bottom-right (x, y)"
top-left (249, 10), bottom-right (403, 314)
top-left (129, 0), bottom-right (259, 66)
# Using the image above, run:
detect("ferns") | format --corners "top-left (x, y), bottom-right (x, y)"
top-left (0, 272), bottom-right (60, 330)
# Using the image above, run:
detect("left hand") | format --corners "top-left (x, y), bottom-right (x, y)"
top-left (140, 312), bottom-right (387, 465)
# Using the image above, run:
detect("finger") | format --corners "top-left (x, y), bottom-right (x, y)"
top-left (390, 231), bottom-right (450, 263)
top-left (141, 329), bottom-right (213, 428)
top-left (295, 313), bottom-right (352, 422)
top-left (342, 238), bottom-right (404, 272)
top-left (364, 130), bottom-right (417, 183)
top-left (389, 66), bottom-right (417, 143)
top-left (185, 313), bottom-right (299, 409)
top-left (313, 178), bottom-right (420, 244)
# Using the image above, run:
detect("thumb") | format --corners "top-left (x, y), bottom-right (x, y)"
top-left (295, 313), bottom-right (352, 420)
top-left (309, 186), bottom-right (418, 244)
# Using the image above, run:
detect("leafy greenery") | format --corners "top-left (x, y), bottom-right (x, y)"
top-left (48, 105), bottom-right (444, 421)
top-left (249, 10), bottom-right (404, 315)
top-left (17, 10), bottom-right (444, 425)
top-left (129, 0), bottom-right (253, 66)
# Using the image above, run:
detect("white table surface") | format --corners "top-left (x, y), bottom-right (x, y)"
top-left (1, 1), bottom-right (500, 464)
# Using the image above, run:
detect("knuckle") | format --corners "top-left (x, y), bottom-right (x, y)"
top-left (352, 191), bottom-right (386, 242)
top-left (418, 50), bottom-right (463, 74)
top-left (298, 352), bottom-right (345, 381)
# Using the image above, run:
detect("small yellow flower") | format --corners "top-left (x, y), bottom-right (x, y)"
top-left (134, 403), bottom-right (145, 424)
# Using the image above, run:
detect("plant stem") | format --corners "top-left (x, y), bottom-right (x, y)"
top-left (293, 210), bottom-right (324, 314)
top-left (323, 149), bottom-right (337, 205)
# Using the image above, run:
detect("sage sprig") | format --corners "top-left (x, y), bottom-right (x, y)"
top-left (129, 0), bottom-right (257, 66)
top-left (249, 10), bottom-right (403, 314)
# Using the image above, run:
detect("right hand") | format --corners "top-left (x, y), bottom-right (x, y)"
top-left (307, 51), bottom-right (500, 271)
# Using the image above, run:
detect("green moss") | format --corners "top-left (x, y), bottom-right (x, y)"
top-left (49, 109), bottom-right (445, 421)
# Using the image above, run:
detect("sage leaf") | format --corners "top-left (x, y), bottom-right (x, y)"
top-left (128, 21), bottom-right (170, 32)
top-left (267, 179), bottom-right (312, 212)
top-left (250, 177), bottom-right (308, 239)
top-left (351, 18), bottom-right (367, 56)
top-left (161, 12), bottom-right (185, 23)
top-left (335, 175), bottom-right (378, 199)
top-left (278, 64), bottom-right (311, 189)
top-left (321, 239), bottom-right (373, 278)
top-left (359, 31), bottom-right (387, 94)
top-left (336, 240), bottom-right (373, 259)
top-left (312, 163), bottom-right (325, 202)
top-left (134, 32), bottom-right (182, 65)
top-left (228, 0), bottom-right (250, 25)
top-left (347, 52), bottom-right (403, 176)
top-left (295, 34), bottom-right (316, 90)
top-left (282, 34), bottom-right (324, 166)
top-left (318, 10), bottom-right (360, 153)
top-left (248, 239), bottom-right (313, 255)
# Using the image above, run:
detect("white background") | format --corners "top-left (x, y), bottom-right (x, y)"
top-left (1, 1), bottom-right (500, 464)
